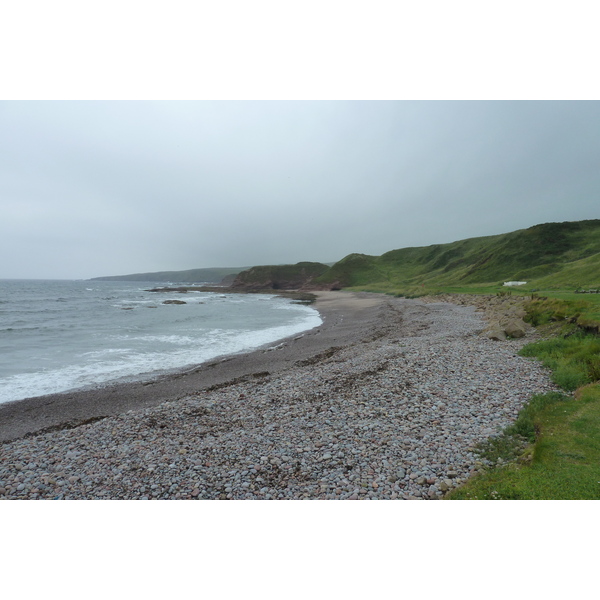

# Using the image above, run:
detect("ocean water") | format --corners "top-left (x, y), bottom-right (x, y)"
top-left (0, 280), bottom-right (322, 404)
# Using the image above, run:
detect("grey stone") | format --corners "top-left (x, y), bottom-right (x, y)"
top-left (504, 319), bottom-right (526, 338)
top-left (0, 293), bottom-right (558, 500)
top-left (486, 328), bottom-right (506, 341)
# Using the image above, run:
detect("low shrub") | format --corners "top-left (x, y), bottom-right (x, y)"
top-left (448, 385), bottom-right (600, 500)
top-left (519, 332), bottom-right (600, 391)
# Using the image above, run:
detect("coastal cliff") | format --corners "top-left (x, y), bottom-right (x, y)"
top-left (229, 262), bottom-right (330, 291)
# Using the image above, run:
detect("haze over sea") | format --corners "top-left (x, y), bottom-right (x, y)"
top-left (0, 280), bottom-right (322, 404)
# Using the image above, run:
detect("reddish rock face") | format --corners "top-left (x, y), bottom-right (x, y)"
top-left (229, 262), bottom-right (331, 291)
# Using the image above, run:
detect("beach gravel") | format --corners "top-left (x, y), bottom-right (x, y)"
top-left (0, 294), bottom-right (558, 500)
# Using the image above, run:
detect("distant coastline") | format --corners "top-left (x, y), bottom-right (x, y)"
top-left (90, 266), bottom-right (248, 284)
top-left (88, 219), bottom-right (600, 295)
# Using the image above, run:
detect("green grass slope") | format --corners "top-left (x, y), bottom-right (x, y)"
top-left (315, 219), bottom-right (600, 290)
top-left (522, 252), bottom-right (600, 290)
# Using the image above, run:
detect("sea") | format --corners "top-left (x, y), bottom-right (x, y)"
top-left (0, 279), bottom-right (322, 404)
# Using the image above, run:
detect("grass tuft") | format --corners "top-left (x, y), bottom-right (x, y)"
top-left (519, 332), bottom-right (600, 391)
top-left (448, 385), bottom-right (600, 499)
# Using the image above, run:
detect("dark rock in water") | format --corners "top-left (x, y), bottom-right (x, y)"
top-left (163, 300), bottom-right (187, 305)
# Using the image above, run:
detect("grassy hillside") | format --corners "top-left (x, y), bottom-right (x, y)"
top-left (522, 251), bottom-right (600, 290)
top-left (315, 220), bottom-right (600, 291)
top-left (91, 220), bottom-right (600, 291)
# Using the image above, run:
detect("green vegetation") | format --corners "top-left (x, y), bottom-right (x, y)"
top-left (525, 252), bottom-right (600, 290)
top-left (448, 300), bottom-right (600, 499)
top-left (93, 219), bottom-right (600, 301)
top-left (216, 218), bottom-right (600, 499)
top-left (96, 219), bottom-right (600, 499)
top-left (519, 332), bottom-right (600, 391)
top-left (315, 219), bottom-right (600, 292)
top-left (315, 220), bottom-right (600, 333)
top-left (522, 294), bottom-right (600, 333)
top-left (447, 385), bottom-right (600, 499)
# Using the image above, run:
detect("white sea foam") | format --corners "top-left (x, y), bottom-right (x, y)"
top-left (81, 348), bottom-right (132, 358)
top-left (129, 334), bottom-right (198, 345)
top-left (0, 313), bottom-right (322, 403)
top-left (0, 283), bottom-right (322, 404)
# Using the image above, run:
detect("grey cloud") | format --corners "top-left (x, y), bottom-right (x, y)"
top-left (1, 101), bottom-right (599, 279)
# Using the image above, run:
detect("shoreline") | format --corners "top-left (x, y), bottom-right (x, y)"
top-left (0, 292), bottom-right (560, 499)
top-left (0, 291), bottom-right (387, 444)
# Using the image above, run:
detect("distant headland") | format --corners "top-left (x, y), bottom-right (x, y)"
top-left (91, 219), bottom-right (600, 293)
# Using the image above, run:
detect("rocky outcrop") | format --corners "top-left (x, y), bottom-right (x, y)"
top-left (421, 294), bottom-right (533, 341)
top-left (229, 262), bottom-right (330, 291)
top-left (504, 318), bottom-right (527, 338)
top-left (485, 326), bottom-right (507, 341)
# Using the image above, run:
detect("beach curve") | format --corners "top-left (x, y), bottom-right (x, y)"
top-left (0, 291), bottom-right (559, 499)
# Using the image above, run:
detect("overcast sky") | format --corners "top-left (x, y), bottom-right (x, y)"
top-left (1, 100), bottom-right (599, 279)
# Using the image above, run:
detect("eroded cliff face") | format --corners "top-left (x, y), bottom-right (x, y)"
top-left (229, 262), bottom-right (332, 291)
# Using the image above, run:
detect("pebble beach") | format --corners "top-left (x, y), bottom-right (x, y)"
top-left (0, 292), bottom-right (558, 500)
